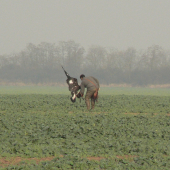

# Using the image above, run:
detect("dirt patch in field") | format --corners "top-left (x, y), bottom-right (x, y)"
top-left (87, 157), bottom-right (106, 161)
top-left (124, 112), bottom-right (156, 115)
top-left (124, 113), bottom-right (141, 115)
top-left (0, 156), bottom-right (55, 167)
top-left (90, 111), bottom-right (109, 114)
top-left (0, 155), bottom-right (138, 167)
top-left (87, 155), bottom-right (137, 161)
top-left (69, 112), bottom-right (170, 116)
top-left (69, 111), bottom-right (108, 114)
top-left (124, 113), bottom-right (170, 116)
top-left (116, 155), bottom-right (137, 161)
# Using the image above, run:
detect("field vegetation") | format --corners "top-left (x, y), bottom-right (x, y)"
top-left (0, 86), bottom-right (170, 169)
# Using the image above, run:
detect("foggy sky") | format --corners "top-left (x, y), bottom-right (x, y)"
top-left (1, 0), bottom-right (170, 55)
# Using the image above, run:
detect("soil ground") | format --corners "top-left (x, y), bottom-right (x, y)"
top-left (0, 155), bottom-right (137, 168)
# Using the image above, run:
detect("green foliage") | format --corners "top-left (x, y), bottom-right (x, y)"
top-left (0, 94), bottom-right (170, 169)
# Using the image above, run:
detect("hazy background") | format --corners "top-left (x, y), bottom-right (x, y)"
top-left (1, 0), bottom-right (170, 54)
top-left (0, 0), bottom-right (170, 86)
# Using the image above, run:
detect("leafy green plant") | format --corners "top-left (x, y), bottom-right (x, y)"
top-left (0, 94), bottom-right (170, 169)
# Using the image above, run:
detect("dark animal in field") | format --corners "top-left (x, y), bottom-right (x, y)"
top-left (61, 66), bottom-right (80, 102)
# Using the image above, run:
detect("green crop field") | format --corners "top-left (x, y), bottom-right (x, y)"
top-left (0, 86), bottom-right (170, 169)
top-left (1, 86), bottom-right (170, 96)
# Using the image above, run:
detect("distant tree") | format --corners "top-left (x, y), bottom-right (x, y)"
top-left (85, 45), bottom-right (107, 70)
top-left (19, 43), bottom-right (38, 69)
top-left (36, 42), bottom-right (58, 68)
top-left (57, 40), bottom-right (85, 77)
top-left (0, 55), bottom-right (9, 68)
top-left (106, 48), bottom-right (119, 69)
top-left (1, 41), bottom-right (170, 86)
top-left (123, 47), bottom-right (137, 72)
top-left (139, 45), bottom-right (167, 70)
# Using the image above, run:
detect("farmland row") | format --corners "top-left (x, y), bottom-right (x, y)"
top-left (0, 94), bottom-right (170, 169)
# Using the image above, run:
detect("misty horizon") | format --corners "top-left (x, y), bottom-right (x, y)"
top-left (0, 41), bottom-right (170, 86)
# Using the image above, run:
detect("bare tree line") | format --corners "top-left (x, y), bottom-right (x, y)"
top-left (0, 40), bottom-right (170, 86)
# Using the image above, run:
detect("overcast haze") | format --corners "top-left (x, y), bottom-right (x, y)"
top-left (1, 0), bottom-right (170, 55)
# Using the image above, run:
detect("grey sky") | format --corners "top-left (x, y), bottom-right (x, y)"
top-left (1, 0), bottom-right (170, 55)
